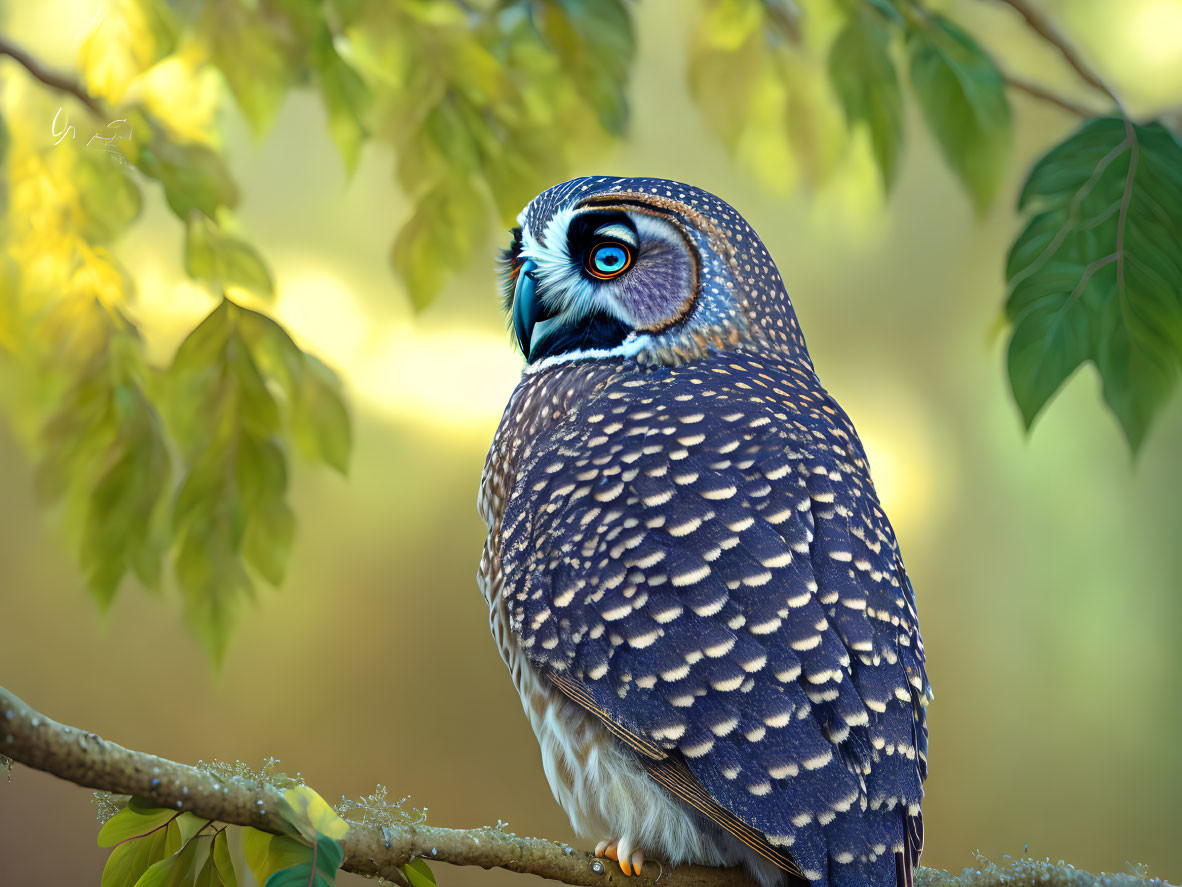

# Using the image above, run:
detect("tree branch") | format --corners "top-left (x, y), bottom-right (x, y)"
top-left (905, 0), bottom-right (1099, 119)
top-left (989, 0), bottom-right (1125, 113)
top-left (0, 36), bottom-right (105, 116)
top-left (1002, 73), bottom-right (1098, 118)
top-left (0, 685), bottom-right (1166, 887)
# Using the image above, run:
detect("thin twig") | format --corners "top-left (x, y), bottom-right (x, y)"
top-left (1002, 73), bottom-right (1097, 118)
top-left (0, 36), bottom-right (105, 116)
top-left (905, 0), bottom-right (1100, 119)
top-left (989, 0), bottom-right (1124, 113)
top-left (0, 684), bottom-right (1168, 887)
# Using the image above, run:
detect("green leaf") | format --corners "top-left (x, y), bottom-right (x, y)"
top-left (138, 136), bottom-right (239, 219)
top-left (37, 327), bottom-right (172, 608)
top-left (134, 829), bottom-right (202, 887)
top-left (185, 216), bottom-right (275, 299)
top-left (82, 381), bottom-right (171, 603)
top-left (160, 296), bottom-right (353, 655)
top-left (100, 804), bottom-right (172, 887)
top-left (400, 859), bottom-right (438, 887)
top-left (167, 299), bottom-right (288, 660)
top-left (907, 14), bottom-right (1011, 211)
top-left (1006, 261), bottom-right (1095, 427)
top-left (103, 824), bottom-right (171, 887)
top-left (170, 814), bottom-right (210, 851)
top-left (243, 495), bottom-right (295, 586)
top-left (233, 308), bottom-right (352, 473)
top-left (315, 36), bottom-right (371, 173)
top-left (865, 0), bottom-right (903, 25)
top-left (202, 0), bottom-right (291, 134)
top-left (243, 829), bottom-right (312, 886)
top-left (534, 0), bottom-right (635, 134)
top-left (74, 149), bottom-right (144, 243)
top-left (1005, 117), bottom-right (1182, 451)
top-left (195, 853), bottom-right (220, 887)
top-left (687, 0), bottom-right (845, 191)
top-left (392, 181), bottom-right (488, 310)
top-left (256, 788), bottom-right (349, 887)
top-left (211, 830), bottom-right (239, 887)
top-left (828, 8), bottom-right (905, 190)
top-left (688, 0), bottom-right (779, 153)
top-left (264, 836), bottom-right (344, 887)
top-left (291, 356), bottom-right (351, 474)
top-left (98, 798), bottom-right (177, 847)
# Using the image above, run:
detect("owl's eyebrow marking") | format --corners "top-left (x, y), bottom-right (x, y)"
top-left (592, 223), bottom-right (637, 247)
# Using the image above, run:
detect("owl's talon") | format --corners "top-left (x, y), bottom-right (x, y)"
top-left (616, 837), bottom-right (641, 876)
top-left (593, 840), bottom-right (646, 876)
top-left (627, 850), bottom-right (645, 876)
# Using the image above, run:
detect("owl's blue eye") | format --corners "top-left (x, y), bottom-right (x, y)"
top-left (586, 242), bottom-right (632, 279)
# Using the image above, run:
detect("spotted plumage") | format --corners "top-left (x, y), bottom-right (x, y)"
top-left (478, 177), bottom-right (930, 887)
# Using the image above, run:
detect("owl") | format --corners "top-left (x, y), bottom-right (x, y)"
top-left (477, 177), bottom-right (930, 887)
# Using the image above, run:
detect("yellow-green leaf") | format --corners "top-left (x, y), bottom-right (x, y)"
top-left (400, 859), bottom-right (437, 887)
top-left (211, 830), bottom-right (238, 887)
top-left (195, 852), bottom-right (220, 887)
top-left (907, 14), bottom-right (1011, 211)
top-left (184, 216), bottom-right (275, 299)
top-left (243, 829), bottom-right (311, 886)
top-left (102, 825), bottom-right (170, 887)
top-left (98, 798), bottom-right (176, 847)
top-left (280, 786), bottom-right (350, 843)
top-left (74, 148), bottom-right (144, 243)
top-left (392, 182), bottom-right (488, 310)
top-left (202, 0), bottom-right (291, 134)
top-left (133, 829), bottom-right (202, 887)
top-left (316, 37), bottom-right (371, 173)
top-left (829, 8), bottom-right (904, 190)
top-left (291, 356), bottom-right (351, 474)
top-left (138, 137), bottom-right (239, 219)
top-left (80, 0), bottom-right (177, 103)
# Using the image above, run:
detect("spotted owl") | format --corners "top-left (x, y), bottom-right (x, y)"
top-left (477, 177), bottom-right (931, 887)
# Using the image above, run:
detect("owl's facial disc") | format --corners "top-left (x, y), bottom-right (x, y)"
top-left (500, 206), bottom-right (698, 364)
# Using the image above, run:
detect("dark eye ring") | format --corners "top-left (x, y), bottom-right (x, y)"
top-left (585, 242), bottom-right (632, 280)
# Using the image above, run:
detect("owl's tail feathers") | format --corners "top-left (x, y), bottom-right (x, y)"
top-left (895, 811), bottom-right (923, 887)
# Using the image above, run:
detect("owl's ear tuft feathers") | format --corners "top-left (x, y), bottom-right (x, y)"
top-left (497, 226), bottom-right (525, 314)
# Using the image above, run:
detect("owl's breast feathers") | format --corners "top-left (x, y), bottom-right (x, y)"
top-left (480, 349), bottom-right (928, 887)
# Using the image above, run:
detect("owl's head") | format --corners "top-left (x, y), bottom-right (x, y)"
top-left (498, 176), bottom-right (812, 370)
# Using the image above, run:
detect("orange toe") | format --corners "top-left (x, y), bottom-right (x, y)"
top-left (604, 844), bottom-right (619, 862)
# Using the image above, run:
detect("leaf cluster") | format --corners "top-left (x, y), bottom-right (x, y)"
top-left (689, 0), bottom-right (1012, 205)
top-left (93, 786), bottom-right (438, 887)
top-left (688, 0), bottom-right (1181, 446)
top-left (1, 0), bottom-right (352, 662)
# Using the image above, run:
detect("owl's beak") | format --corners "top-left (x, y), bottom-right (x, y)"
top-left (511, 259), bottom-right (559, 360)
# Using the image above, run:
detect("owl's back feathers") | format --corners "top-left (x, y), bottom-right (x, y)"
top-left (486, 348), bottom-right (928, 887)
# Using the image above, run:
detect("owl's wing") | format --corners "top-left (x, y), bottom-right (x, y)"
top-left (497, 368), bottom-right (928, 887)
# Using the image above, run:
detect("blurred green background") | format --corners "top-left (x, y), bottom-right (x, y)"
top-left (2, 0), bottom-right (1181, 885)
